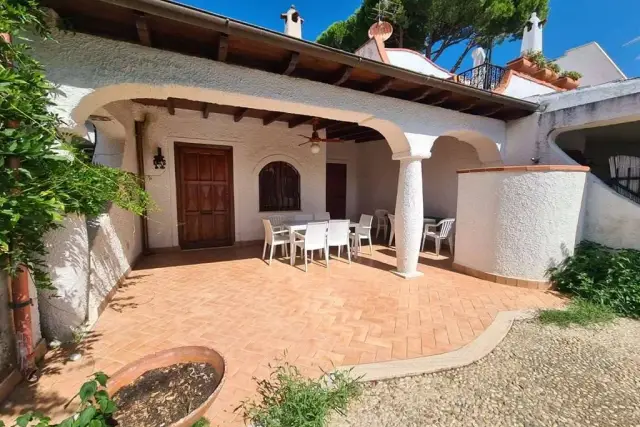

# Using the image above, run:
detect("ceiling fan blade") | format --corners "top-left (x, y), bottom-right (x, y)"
top-left (298, 141), bottom-right (310, 146)
top-left (324, 138), bottom-right (343, 143)
top-left (298, 134), bottom-right (311, 139)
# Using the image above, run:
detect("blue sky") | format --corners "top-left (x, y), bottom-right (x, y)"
top-left (183, 0), bottom-right (640, 77)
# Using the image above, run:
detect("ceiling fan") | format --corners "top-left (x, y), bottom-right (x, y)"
top-left (298, 118), bottom-right (342, 154)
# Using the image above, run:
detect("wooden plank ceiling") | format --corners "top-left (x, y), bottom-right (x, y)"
top-left (133, 97), bottom-right (385, 142)
top-left (42, 0), bottom-right (538, 121)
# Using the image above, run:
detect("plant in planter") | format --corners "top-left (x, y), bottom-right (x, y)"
top-left (236, 362), bottom-right (361, 427)
top-left (554, 70), bottom-right (583, 90)
top-left (507, 49), bottom-right (542, 73)
top-left (0, 372), bottom-right (117, 427)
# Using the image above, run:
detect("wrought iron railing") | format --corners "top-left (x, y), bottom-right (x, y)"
top-left (457, 63), bottom-right (507, 91)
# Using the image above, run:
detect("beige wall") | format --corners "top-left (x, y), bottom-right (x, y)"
top-left (142, 107), bottom-right (326, 247)
top-left (423, 137), bottom-right (483, 218)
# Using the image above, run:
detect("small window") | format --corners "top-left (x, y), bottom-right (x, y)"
top-left (259, 161), bottom-right (301, 212)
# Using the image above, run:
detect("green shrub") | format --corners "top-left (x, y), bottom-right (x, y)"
top-left (547, 62), bottom-right (561, 73)
top-left (539, 298), bottom-right (617, 327)
top-left (236, 362), bottom-right (361, 427)
top-left (548, 241), bottom-right (640, 317)
top-left (192, 418), bottom-right (210, 427)
top-left (524, 49), bottom-right (546, 68)
top-left (561, 70), bottom-right (583, 80)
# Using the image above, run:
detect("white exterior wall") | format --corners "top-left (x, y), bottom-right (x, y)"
top-left (583, 174), bottom-right (640, 250)
top-left (356, 140), bottom-right (398, 215)
top-left (455, 170), bottom-right (587, 281)
top-left (423, 137), bottom-right (482, 218)
top-left (554, 42), bottom-right (626, 87)
top-left (386, 50), bottom-right (452, 79)
top-left (143, 107), bottom-right (325, 247)
top-left (502, 75), bottom-right (556, 99)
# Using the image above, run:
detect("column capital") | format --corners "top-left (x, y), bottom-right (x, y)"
top-left (391, 132), bottom-right (438, 161)
top-left (391, 151), bottom-right (431, 161)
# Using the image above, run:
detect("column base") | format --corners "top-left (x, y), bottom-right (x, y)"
top-left (391, 270), bottom-right (424, 279)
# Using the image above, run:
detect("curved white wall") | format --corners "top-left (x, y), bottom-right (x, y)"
top-left (386, 50), bottom-right (452, 79)
top-left (454, 167), bottom-right (588, 281)
top-left (502, 74), bottom-right (557, 99)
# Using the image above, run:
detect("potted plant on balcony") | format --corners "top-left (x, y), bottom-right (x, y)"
top-left (506, 50), bottom-right (543, 74)
top-left (535, 61), bottom-right (561, 82)
top-left (554, 71), bottom-right (582, 90)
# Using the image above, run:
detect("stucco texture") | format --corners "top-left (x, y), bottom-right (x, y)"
top-left (455, 170), bottom-right (587, 281)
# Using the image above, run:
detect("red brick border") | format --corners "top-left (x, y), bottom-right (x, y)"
top-left (452, 263), bottom-right (554, 291)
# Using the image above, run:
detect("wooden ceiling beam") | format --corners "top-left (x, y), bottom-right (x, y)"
top-left (372, 77), bottom-right (394, 94)
top-left (202, 102), bottom-right (213, 119)
top-left (456, 102), bottom-right (477, 113)
top-left (331, 128), bottom-right (379, 140)
top-left (425, 93), bottom-right (451, 106)
top-left (233, 107), bottom-right (248, 122)
top-left (263, 111), bottom-right (285, 126)
top-left (166, 97), bottom-right (175, 115)
top-left (288, 116), bottom-right (313, 128)
top-left (313, 119), bottom-right (336, 130)
top-left (355, 133), bottom-right (384, 143)
top-left (331, 66), bottom-right (353, 86)
top-left (283, 52), bottom-right (300, 76)
top-left (135, 14), bottom-right (152, 47)
top-left (479, 106), bottom-right (504, 117)
top-left (411, 87), bottom-right (437, 102)
top-left (217, 33), bottom-right (229, 62)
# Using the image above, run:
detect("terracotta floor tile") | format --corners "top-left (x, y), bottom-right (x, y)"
top-left (1, 243), bottom-right (562, 426)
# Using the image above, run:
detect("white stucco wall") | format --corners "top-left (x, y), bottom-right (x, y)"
top-left (356, 140), bottom-right (399, 215)
top-left (141, 107), bottom-right (326, 247)
top-left (455, 169), bottom-right (588, 281)
top-left (502, 74), bottom-right (557, 99)
top-left (423, 137), bottom-right (483, 218)
top-left (386, 49), bottom-right (452, 79)
top-left (30, 29), bottom-right (506, 163)
top-left (38, 214), bottom-right (89, 342)
top-left (583, 174), bottom-right (640, 250)
top-left (554, 42), bottom-right (626, 87)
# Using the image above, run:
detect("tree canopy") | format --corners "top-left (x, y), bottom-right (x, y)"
top-left (316, 0), bottom-right (549, 72)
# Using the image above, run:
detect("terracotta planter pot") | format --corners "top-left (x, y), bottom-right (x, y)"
top-left (553, 76), bottom-right (580, 90)
top-left (532, 68), bottom-right (558, 83)
top-left (107, 346), bottom-right (226, 427)
top-left (506, 57), bottom-right (537, 74)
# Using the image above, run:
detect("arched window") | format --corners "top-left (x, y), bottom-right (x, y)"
top-left (259, 161), bottom-right (301, 212)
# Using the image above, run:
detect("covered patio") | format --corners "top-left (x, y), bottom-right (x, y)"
top-left (1, 244), bottom-right (562, 425)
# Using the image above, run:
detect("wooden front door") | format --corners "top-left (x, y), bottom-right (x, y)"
top-left (175, 143), bottom-right (234, 249)
top-left (326, 163), bottom-right (347, 219)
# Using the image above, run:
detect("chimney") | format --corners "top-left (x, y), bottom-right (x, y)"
top-left (281, 5), bottom-right (303, 39)
top-left (520, 12), bottom-right (545, 54)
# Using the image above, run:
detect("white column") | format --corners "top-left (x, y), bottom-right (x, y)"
top-left (393, 157), bottom-right (425, 278)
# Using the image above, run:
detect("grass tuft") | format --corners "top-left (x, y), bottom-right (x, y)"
top-left (192, 417), bottom-right (210, 427)
top-left (539, 298), bottom-right (617, 327)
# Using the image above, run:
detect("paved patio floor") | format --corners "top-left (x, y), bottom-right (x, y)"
top-left (1, 243), bottom-right (562, 425)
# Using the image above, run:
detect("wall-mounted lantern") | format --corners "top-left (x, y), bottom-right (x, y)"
top-left (153, 147), bottom-right (166, 169)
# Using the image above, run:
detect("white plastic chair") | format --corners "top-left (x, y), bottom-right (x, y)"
top-left (387, 213), bottom-right (395, 246)
top-left (351, 214), bottom-right (373, 256)
top-left (421, 218), bottom-right (455, 256)
top-left (327, 220), bottom-right (351, 264)
top-left (294, 214), bottom-right (313, 221)
top-left (268, 215), bottom-right (286, 231)
top-left (314, 212), bottom-right (331, 220)
top-left (374, 209), bottom-right (388, 240)
top-left (261, 219), bottom-right (289, 265)
top-left (293, 221), bottom-right (328, 272)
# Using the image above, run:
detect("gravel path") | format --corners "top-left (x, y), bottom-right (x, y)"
top-left (331, 318), bottom-right (640, 427)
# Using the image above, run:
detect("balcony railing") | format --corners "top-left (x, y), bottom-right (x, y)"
top-left (457, 63), bottom-right (507, 91)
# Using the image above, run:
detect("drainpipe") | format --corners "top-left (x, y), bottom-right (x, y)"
top-left (3, 32), bottom-right (38, 382)
top-left (8, 156), bottom-right (38, 383)
top-left (134, 118), bottom-right (151, 255)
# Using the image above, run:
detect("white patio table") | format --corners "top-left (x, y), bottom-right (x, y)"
top-left (283, 220), bottom-right (358, 266)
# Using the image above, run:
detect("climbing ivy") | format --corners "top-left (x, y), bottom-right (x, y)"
top-left (0, 0), bottom-right (152, 289)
